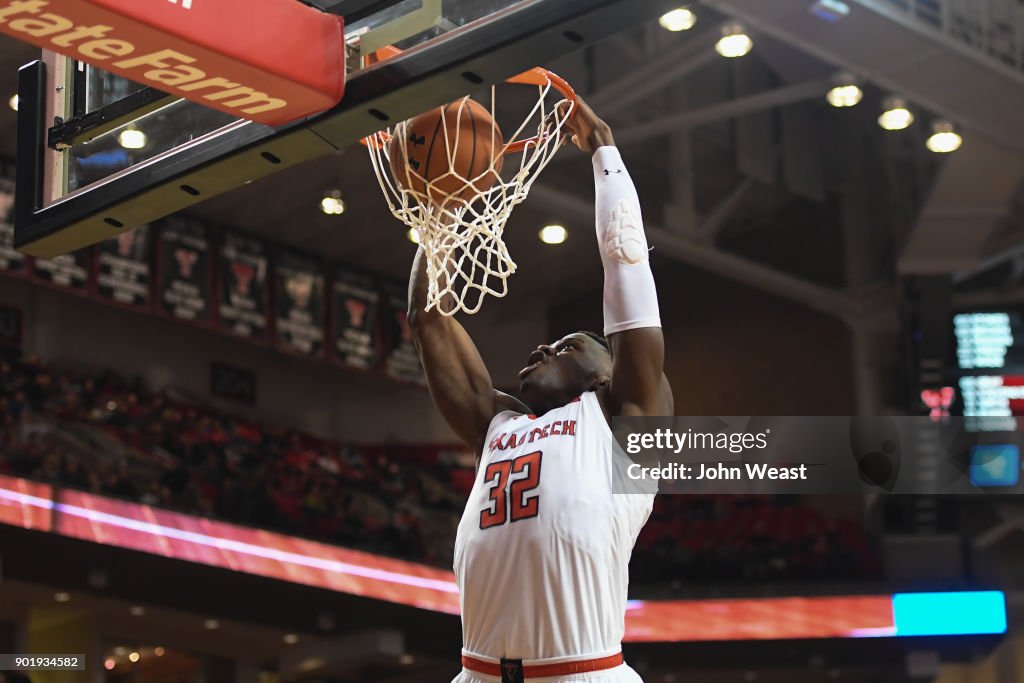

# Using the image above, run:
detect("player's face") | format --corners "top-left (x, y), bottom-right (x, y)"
top-left (518, 333), bottom-right (611, 412)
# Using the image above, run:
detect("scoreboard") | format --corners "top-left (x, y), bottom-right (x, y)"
top-left (953, 311), bottom-right (1024, 424)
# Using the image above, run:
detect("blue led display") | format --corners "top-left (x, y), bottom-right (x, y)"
top-left (893, 591), bottom-right (1007, 636)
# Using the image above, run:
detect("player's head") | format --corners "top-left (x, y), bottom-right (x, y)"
top-left (518, 331), bottom-right (611, 414)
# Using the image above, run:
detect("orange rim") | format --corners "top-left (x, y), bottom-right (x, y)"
top-left (360, 45), bottom-right (577, 153)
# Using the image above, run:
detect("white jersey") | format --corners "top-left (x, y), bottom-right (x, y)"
top-left (453, 391), bottom-right (654, 666)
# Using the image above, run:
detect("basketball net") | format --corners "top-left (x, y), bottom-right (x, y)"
top-left (366, 74), bottom-right (575, 316)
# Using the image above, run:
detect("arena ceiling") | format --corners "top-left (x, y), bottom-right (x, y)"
top-left (0, 2), bottom-right (1019, 317)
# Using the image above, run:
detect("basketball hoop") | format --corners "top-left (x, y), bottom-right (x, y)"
top-left (365, 49), bottom-right (577, 316)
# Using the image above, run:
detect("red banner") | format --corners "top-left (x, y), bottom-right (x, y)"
top-left (0, 0), bottom-right (345, 125)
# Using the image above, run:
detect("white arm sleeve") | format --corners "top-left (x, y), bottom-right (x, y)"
top-left (592, 146), bottom-right (662, 336)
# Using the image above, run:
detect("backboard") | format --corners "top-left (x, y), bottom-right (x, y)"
top-left (16, 0), bottom-right (677, 258)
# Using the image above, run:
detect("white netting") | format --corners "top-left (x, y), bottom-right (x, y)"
top-left (367, 77), bottom-right (574, 316)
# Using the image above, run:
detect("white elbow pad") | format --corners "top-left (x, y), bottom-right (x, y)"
top-left (593, 146), bottom-right (661, 336)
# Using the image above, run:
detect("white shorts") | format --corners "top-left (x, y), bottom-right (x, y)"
top-left (451, 663), bottom-right (644, 683)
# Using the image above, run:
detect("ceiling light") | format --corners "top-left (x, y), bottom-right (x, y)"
top-left (283, 633), bottom-right (299, 644)
top-left (154, 647), bottom-right (165, 657)
top-left (716, 24), bottom-right (753, 58)
top-left (104, 659), bottom-right (116, 671)
top-left (658, 8), bottom-right (697, 31)
top-left (878, 97), bottom-right (914, 130)
top-left (320, 190), bottom-right (345, 215)
top-left (539, 224), bottom-right (568, 244)
top-left (827, 84), bottom-right (862, 107)
top-left (112, 647), bottom-right (128, 657)
top-left (407, 227), bottom-right (421, 244)
top-left (810, 0), bottom-right (850, 22)
top-left (54, 592), bottom-right (71, 603)
top-left (826, 73), bottom-right (862, 108)
top-left (8, 94), bottom-right (17, 111)
top-left (130, 606), bottom-right (146, 616)
top-left (118, 128), bottom-right (147, 150)
top-left (129, 652), bottom-right (140, 663)
top-left (399, 654), bottom-right (416, 665)
top-left (926, 121), bottom-right (962, 153)
top-left (203, 619), bottom-right (220, 630)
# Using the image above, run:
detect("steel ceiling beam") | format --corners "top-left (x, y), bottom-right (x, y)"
top-left (529, 184), bottom-right (857, 318)
top-left (614, 79), bottom-right (829, 144)
top-left (701, 0), bottom-right (1024, 155)
top-left (695, 177), bottom-right (757, 240)
top-left (587, 32), bottom-right (721, 115)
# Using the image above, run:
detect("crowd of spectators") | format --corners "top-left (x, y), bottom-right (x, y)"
top-left (634, 495), bottom-right (879, 587)
top-left (0, 354), bottom-right (878, 584)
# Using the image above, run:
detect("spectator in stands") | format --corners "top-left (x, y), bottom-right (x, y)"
top-left (0, 353), bottom-right (878, 587)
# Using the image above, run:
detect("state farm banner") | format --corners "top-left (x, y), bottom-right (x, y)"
top-left (274, 250), bottom-right (325, 357)
top-left (96, 225), bottom-right (152, 309)
top-left (158, 217), bottom-right (210, 323)
top-left (382, 281), bottom-right (424, 385)
top-left (332, 266), bottom-right (380, 370)
top-left (0, 176), bottom-right (26, 276)
top-left (0, 0), bottom-right (345, 126)
top-left (218, 231), bottom-right (268, 340)
top-left (33, 248), bottom-right (92, 292)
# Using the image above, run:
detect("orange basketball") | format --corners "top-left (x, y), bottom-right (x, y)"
top-left (389, 97), bottom-right (504, 206)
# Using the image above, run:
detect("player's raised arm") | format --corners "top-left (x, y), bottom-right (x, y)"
top-left (565, 99), bottom-right (672, 417)
top-left (407, 247), bottom-right (526, 457)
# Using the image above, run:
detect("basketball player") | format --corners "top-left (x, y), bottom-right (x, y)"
top-left (407, 97), bottom-right (670, 683)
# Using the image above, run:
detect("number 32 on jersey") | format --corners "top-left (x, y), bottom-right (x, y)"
top-left (479, 451), bottom-right (543, 529)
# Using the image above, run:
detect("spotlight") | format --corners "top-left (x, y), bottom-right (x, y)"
top-left (8, 94), bottom-right (17, 111)
top-left (283, 633), bottom-right (300, 644)
top-left (118, 128), bottom-right (147, 150)
top-left (104, 659), bottom-right (116, 671)
top-left (203, 619), bottom-right (220, 630)
top-left (320, 190), bottom-right (345, 215)
top-left (826, 73), bottom-right (862, 108)
top-left (658, 8), bottom-right (697, 31)
top-left (130, 606), bottom-right (146, 616)
top-left (54, 592), bottom-right (71, 603)
top-left (539, 224), bottom-right (568, 244)
top-left (716, 24), bottom-right (753, 58)
top-left (407, 228), bottom-right (421, 244)
top-left (128, 652), bottom-right (140, 663)
top-left (926, 121), bottom-right (962, 153)
top-left (878, 97), bottom-right (914, 130)
top-left (399, 654), bottom-right (416, 665)
top-left (154, 647), bottom-right (166, 657)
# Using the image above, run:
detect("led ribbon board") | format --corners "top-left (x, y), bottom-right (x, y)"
top-left (0, 475), bottom-right (1008, 640)
top-left (0, 0), bottom-right (346, 125)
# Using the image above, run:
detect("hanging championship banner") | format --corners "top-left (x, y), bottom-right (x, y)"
top-left (96, 225), bottom-right (152, 309)
top-left (274, 249), bottom-right (325, 357)
top-left (0, 177), bottom-right (26, 276)
top-left (33, 248), bottom-right (92, 292)
top-left (382, 281), bottom-right (424, 385)
top-left (158, 217), bottom-right (211, 323)
top-left (333, 266), bottom-right (380, 370)
top-left (218, 231), bottom-right (268, 339)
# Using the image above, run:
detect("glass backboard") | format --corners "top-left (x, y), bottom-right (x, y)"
top-left (16, 0), bottom-right (676, 257)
